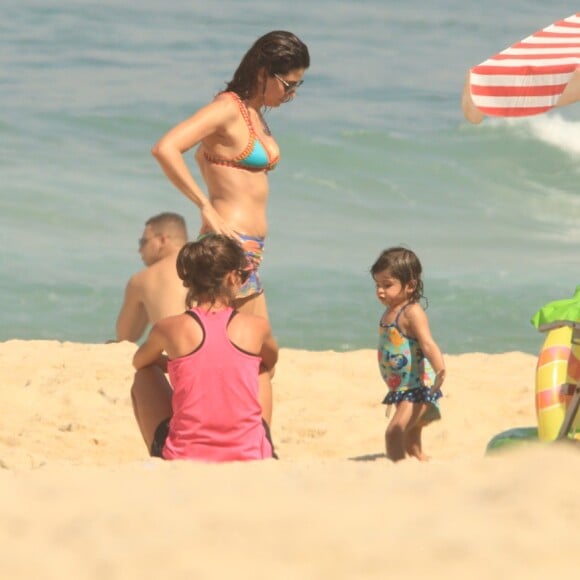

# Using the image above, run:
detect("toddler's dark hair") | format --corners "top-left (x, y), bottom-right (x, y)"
top-left (370, 246), bottom-right (425, 304)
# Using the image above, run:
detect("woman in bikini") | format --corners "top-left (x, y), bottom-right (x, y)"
top-left (150, 30), bottom-right (310, 425)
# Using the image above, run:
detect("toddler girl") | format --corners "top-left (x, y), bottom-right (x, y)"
top-left (371, 247), bottom-right (445, 462)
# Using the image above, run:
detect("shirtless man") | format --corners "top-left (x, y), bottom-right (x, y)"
top-left (115, 212), bottom-right (188, 342)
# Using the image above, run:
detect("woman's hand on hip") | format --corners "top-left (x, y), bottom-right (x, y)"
top-left (201, 205), bottom-right (242, 242)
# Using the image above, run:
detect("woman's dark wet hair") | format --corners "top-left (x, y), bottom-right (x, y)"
top-left (370, 246), bottom-right (425, 304)
top-left (225, 30), bottom-right (310, 99)
top-left (176, 234), bottom-right (248, 307)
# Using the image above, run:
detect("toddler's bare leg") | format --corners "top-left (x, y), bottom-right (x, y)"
top-left (385, 401), bottom-right (414, 461)
top-left (406, 423), bottom-right (430, 461)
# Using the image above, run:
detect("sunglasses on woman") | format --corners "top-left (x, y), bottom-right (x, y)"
top-left (273, 73), bottom-right (303, 94)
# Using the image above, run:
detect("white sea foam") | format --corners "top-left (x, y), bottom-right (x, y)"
top-left (524, 115), bottom-right (580, 158)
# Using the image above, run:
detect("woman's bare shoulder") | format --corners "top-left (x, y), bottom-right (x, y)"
top-left (155, 312), bottom-right (191, 333)
top-left (196, 92), bottom-right (240, 127)
top-left (213, 91), bottom-right (236, 103)
top-left (210, 91), bottom-right (239, 111)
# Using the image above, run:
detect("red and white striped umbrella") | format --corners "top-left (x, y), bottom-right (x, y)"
top-left (462, 13), bottom-right (580, 124)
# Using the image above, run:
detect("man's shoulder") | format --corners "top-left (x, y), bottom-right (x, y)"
top-left (132, 256), bottom-right (173, 280)
top-left (145, 253), bottom-right (184, 283)
top-left (127, 267), bottom-right (149, 288)
top-left (155, 252), bottom-right (181, 267)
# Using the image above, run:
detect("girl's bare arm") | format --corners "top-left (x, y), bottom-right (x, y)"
top-left (406, 304), bottom-right (446, 391)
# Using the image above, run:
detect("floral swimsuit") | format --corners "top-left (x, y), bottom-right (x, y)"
top-left (378, 304), bottom-right (442, 422)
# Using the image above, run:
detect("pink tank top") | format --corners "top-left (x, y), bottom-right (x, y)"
top-left (164, 307), bottom-right (273, 462)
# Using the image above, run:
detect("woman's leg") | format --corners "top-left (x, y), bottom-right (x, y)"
top-left (131, 365), bottom-right (173, 453)
top-left (235, 291), bottom-right (273, 426)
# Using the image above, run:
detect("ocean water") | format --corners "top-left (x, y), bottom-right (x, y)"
top-left (1, 0), bottom-right (579, 355)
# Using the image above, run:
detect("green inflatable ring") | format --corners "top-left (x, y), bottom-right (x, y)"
top-left (485, 427), bottom-right (540, 455)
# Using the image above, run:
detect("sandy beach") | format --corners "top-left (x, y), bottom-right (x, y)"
top-left (1, 340), bottom-right (579, 579)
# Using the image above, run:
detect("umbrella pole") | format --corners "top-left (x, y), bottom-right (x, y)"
top-left (556, 384), bottom-right (580, 440)
top-left (556, 325), bottom-right (580, 440)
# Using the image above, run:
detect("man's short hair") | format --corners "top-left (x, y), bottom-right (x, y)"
top-left (146, 212), bottom-right (188, 241)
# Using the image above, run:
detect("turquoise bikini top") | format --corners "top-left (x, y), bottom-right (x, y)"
top-left (203, 92), bottom-right (279, 172)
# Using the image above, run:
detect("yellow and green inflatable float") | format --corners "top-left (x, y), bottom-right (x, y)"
top-left (486, 286), bottom-right (580, 454)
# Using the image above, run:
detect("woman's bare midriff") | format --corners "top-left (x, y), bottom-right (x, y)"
top-left (197, 151), bottom-right (270, 237)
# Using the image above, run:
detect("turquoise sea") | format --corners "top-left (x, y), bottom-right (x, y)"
top-left (2, 0), bottom-right (579, 355)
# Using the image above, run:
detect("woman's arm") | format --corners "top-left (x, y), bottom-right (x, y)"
top-left (151, 97), bottom-right (238, 234)
top-left (259, 322), bottom-right (279, 373)
top-left (133, 325), bottom-right (167, 371)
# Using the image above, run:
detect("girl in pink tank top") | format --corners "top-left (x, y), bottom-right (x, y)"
top-left (132, 234), bottom-right (279, 462)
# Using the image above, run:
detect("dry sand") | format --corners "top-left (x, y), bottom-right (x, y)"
top-left (1, 340), bottom-right (578, 579)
